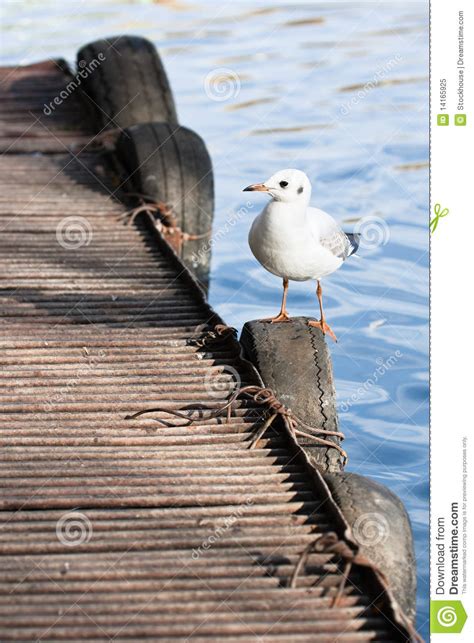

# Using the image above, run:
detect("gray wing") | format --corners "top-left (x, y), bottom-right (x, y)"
top-left (307, 207), bottom-right (355, 260)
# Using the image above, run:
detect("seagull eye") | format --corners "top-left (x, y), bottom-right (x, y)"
top-left (279, 181), bottom-right (288, 188)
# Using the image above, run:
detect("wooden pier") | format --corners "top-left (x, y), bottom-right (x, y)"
top-left (0, 57), bottom-right (415, 641)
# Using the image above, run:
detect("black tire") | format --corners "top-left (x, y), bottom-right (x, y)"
top-left (240, 318), bottom-right (342, 473)
top-left (323, 471), bottom-right (417, 623)
top-left (77, 36), bottom-right (177, 131)
top-left (116, 122), bottom-right (214, 288)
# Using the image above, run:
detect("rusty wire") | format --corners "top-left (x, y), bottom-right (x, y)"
top-left (117, 194), bottom-right (211, 253)
top-left (290, 531), bottom-right (423, 642)
top-left (80, 127), bottom-right (121, 151)
top-left (125, 384), bottom-right (347, 461)
top-left (290, 531), bottom-right (373, 599)
top-left (187, 324), bottom-right (238, 347)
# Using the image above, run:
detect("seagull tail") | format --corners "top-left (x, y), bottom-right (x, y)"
top-left (346, 232), bottom-right (361, 256)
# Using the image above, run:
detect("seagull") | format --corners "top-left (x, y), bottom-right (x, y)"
top-left (244, 169), bottom-right (359, 342)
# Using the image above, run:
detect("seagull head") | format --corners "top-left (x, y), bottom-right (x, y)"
top-left (243, 169), bottom-right (311, 204)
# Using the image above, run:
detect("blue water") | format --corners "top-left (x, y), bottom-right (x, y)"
top-left (2, 0), bottom-right (429, 636)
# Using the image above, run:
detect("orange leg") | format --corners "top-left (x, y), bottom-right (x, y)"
top-left (261, 278), bottom-right (291, 323)
top-left (308, 280), bottom-right (337, 342)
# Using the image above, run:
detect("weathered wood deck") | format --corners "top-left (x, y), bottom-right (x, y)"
top-left (0, 61), bottom-right (410, 641)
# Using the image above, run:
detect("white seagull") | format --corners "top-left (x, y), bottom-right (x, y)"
top-left (244, 169), bottom-right (359, 342)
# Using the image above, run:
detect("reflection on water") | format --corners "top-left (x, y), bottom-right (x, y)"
top-left (340, 76), bottom-right (427, 91)
top-left (1, 0), bottom-right (429, 636)
top-left (284, 16), bottom-right (325, 26)
top-left (251, 123), bottom-right (334, 135)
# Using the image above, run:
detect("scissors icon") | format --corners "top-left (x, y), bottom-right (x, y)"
top-left (430, 203), bottom-right (449, 233)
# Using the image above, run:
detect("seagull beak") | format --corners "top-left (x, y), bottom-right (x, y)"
top-left (243, 183), bottom-right (269, 192)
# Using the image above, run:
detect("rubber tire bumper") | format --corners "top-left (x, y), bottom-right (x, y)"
top-left (116, 122), bottom-right (214, 288)
top-left (77, 35), bottom-right (177, 130)
top-left (323, 471), bottom-right (417, 623)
